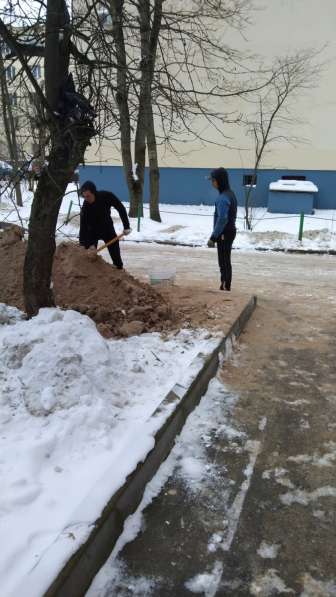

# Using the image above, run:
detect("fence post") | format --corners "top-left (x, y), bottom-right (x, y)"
top-left (298, 211), bottom-right (304, 241)
top-left (65, 200), bottom-right (73, 225)
top-left (137, 201), bottom-right (142, 232)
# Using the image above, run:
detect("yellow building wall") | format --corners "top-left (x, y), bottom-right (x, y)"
top-left (85, 0), bottom-right (336, 170)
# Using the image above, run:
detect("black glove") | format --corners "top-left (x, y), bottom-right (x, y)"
top-left (207, 238), bottom-right (215, 248)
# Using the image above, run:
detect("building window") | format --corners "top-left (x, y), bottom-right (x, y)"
top-left (281, 175), bottom-right (306, 181)
top-left (5, 65), bottom-right (15, 81)
top-left (9, 93), bottom-right (17, 107)
top-left (0, 43), bottom-right (10, 58)
top-left (32, 64), bottom-right (41, 79)
top-left (243, 174), bottom-right (257, 187)
top-left (97, 9), bottom-right (112, 27)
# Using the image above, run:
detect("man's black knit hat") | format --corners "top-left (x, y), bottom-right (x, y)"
top-left (80, 180), bottom-right (97, 195)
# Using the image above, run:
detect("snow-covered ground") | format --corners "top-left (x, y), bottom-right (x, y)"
top-left (130, 204), bottom-right (336, 252)
top-left (0, 304), bottom-right (218, 597)
top-left (1, 182), bottom-right (336, 252)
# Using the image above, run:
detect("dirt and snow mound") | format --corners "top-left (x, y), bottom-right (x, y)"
top-left (52, 243), bottom-right (174, 337)
top-left (0, 233), bottom-right (175, 337)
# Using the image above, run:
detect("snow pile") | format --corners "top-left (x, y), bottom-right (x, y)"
top-left (0, 305), bottom-right (217, 597)
top-left (0, 302), bottom-right (24, 325)
top-left (269, 180), bottom-right (318, 193)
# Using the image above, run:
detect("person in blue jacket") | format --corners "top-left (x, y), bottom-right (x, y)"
top-left (207, 168), bottom-right (237, 291)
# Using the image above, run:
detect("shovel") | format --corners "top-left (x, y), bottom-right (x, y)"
top-left (96, 232), bottom-right (125, 253)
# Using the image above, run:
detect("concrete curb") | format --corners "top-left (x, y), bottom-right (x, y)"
top-left (125, 238), bottom-right (336, 256)
top-left (44, 296), bottom-right (257, 597)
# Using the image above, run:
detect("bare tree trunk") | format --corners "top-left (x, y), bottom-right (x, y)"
top-left (147, 105), bottom-right (161, 222)
top-left (131, 0), bottom-right (151, 218)
top-left (13, 177), bottom-right (23, 207)
top-left (244, 167), bottom-right (258, 230)
top-left (108, 0), bottom-right (162, 219)
top-left (133, 113), bottom-right (146, 217)
top-left (24, 126), bottom-right (91, 315)
top-left (110, 0), bottom-right (137, 215)
top-left (134, 0), bottom-right (162, 220)
top-left (23, 0), bottom-right (93, 315)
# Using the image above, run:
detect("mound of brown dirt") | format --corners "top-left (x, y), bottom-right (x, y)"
top-left (0, 231), bottom-right (175, 337)
top-left (0, 226), bottom-right (26, 311)
top-left (52, 243), bottom-right (175, 337)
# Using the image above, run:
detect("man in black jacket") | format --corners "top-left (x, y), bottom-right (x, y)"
top-left (79, 180), bottom-right (131, 269)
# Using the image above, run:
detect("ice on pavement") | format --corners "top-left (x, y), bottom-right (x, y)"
top-left (250, 569), bottom-right (294, 595)
top-left (257, 541), bottom-right (280, 559)
top-left (87, 377), bottom-right (240, 596)
top-left (185, 561), bottom-right (223, 596)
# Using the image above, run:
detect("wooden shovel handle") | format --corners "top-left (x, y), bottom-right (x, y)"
top-left (96, 233), bottom-right (125, 253)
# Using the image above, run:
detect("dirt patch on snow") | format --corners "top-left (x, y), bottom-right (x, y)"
top-left (160, 225), bottom-right (186, 234)
top-left (160, 284), bottom-right (248, 334)
top-left (243, 230), bottom-right (294, 244)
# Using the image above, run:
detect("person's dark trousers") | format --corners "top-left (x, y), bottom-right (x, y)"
top-left (106, 238), bottom-right (123, 269)
top-left (83, 226), bottom-right (123, 269)
top-left (217, 228), bottom-right (236, 290)
top-left (101, 225), bottom-right (123, 269)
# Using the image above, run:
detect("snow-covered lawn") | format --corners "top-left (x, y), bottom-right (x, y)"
top-left (1, 182), bottom-right (336, 252)
top-left (130, 204), bottom-right (336, 252)
top-left (0, 304), bottom-right (218, 597)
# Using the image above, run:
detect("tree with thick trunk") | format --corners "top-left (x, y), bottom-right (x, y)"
top-left (108, 0), bottom-right (162, 220)
top-left (0, 0), bottom-right (96, 315)
top-left (135, 0), bottom-right (162, 222)
top-left (23, 0), bottom-right (95, 315)
top-left (147, 103), bottom-right (161, 222)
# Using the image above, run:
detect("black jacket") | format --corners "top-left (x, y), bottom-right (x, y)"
top-left (79, 191), bottom-right (130, 246)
